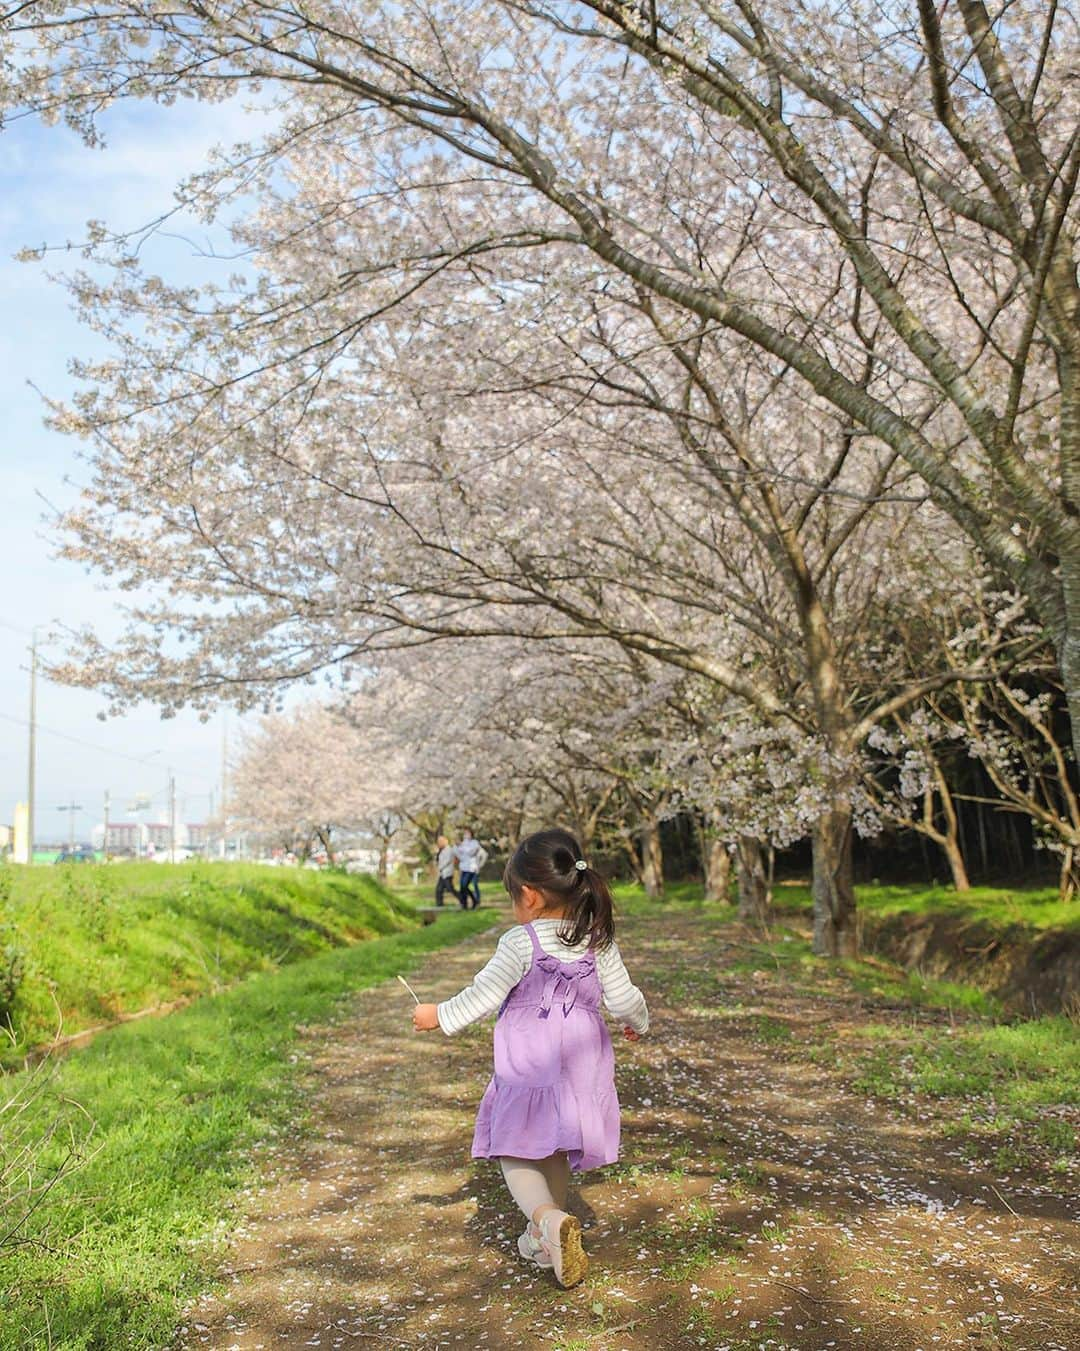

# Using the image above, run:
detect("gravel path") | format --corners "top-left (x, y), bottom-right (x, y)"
top-left (179, 905), bottom-right (1079, 1351)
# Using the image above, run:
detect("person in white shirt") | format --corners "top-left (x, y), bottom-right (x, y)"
top-left (454, 827), bottom-right (488, 909)
top-left (434, 834), bottom-right (459, 907)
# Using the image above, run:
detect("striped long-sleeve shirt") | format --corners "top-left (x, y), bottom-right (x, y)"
top-left (437, 917), bottom-right (649, 1036)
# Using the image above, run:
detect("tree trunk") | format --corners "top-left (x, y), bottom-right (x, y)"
top-left (703, 828), bottom-right (732, 903)
top-left (640, 816), bottom-right (664, 898)
top-left (931, 766), bottom-right (969, 891)
top-left (811, 807), bottom-right (857, 956)
top-left (1059, 845), bottom-right (1078, 901)
top-left (378, 837), bottom-right (389, 883)
top-left (624, 840), bottom-right (644, 886)
top-left (735, 835), bottom-right (770, 924)
top-left (940, 833), bottom-right (971, 892)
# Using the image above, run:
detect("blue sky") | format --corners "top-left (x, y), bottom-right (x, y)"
top-left (0, 98), bottom-right (269, 842)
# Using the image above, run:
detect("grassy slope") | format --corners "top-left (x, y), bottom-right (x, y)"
top-left (1, 907), bottom-right (493, 1351)
top-left (771, 879), bottom-right (1080, 931)
top-left (0, 862), bottom-right (416, 1057)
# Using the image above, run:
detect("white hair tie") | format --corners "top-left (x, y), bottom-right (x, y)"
top-left (574, 859), bottom-right (588, 871)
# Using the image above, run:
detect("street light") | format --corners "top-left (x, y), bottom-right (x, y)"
top-left (56, 801), bottom-right (83, 853)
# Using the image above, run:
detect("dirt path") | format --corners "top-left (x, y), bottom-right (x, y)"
top-left (179, 906), bottom-right (1079, 1351)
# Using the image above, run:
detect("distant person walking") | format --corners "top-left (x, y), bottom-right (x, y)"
top-left (455, 828), bottom-right (488, 909)
top-left (434, 835), bottom-right (459, 907)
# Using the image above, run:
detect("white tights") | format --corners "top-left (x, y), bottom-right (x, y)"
top-left (498, 1153), bottom-right (571, 1225)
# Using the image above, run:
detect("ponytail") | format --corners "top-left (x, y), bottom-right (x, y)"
top-left (503, 828), bottom-right (615, 951)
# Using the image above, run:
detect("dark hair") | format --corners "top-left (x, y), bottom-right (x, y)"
top-left (503, 828), bottom-right (615, 951)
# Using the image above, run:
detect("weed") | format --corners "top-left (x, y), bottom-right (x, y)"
top-left (1035, 1117), bottom-right (1076, 1153)
top-left (732, 1161), bottom-right (765, 1188)
top-left (755, 1014), bottom-right (793, 1042)
top-left (0, 920), bottom-right (24, 1029)
top-left (992, 1142), bottom-right (1028, 1173)
top-left (686, 1198), bottom-right (717, 1225)
top-left (760, 1217), bottom-right (792, 1244)
top-left (683, 1302), bottom-right (721, 1342)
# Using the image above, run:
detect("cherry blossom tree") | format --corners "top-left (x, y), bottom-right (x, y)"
top-left (6, 0), bottom-right (1076, 951)
top-left (864, 711), bottom-right (972, 893)
top-left (6, 0), bottom-right (1076, 725)
top-left (228, 702), bottom-right (408, 871)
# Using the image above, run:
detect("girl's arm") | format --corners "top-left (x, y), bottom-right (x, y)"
top-left (597, 942), bottom-right (649, 1035)
top-left (414, 929), bottom-right (530, 1035)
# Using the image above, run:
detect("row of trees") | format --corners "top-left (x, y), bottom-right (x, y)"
top-left (5, 0), bottom-right (1077, 951)
top-left (226, 588), bottom-right (1078, 916)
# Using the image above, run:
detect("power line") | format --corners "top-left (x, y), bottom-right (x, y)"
top-left (0, 710), bottom-right (214, 783)
top-left (0, 711), bottom-right (161, 765)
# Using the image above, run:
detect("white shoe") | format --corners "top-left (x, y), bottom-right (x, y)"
top-left (517, 1224), bottom-right (554, 1268)
top-left (539, 1209), bottom-right (588, 1288)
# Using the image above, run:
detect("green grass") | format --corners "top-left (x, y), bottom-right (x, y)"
top-left (728, 928), bottom-right (998, 1016)
top-left (849, 1015), bottom-right (1079, 1108)
top-left (0, 907), bottom-right (492, 1350)
top-left (611, 879), bottom-right (718, 915)
top-left (0, 862), bottom-right (418, 1057)
top-left (772, 881), bottom-right (1079, 932)
top-left (845, 1013), bottom-right (1079, 1176)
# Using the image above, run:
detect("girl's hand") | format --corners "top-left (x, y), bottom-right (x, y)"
top-left (413, 1002), bottom-right (440, 1032)
top-left (623, 1026), bottom-right (641, 1042)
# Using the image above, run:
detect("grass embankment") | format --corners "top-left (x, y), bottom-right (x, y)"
top-left (0, 861), bottom-right (414, 1058)
top-left (1, 904), bottom-right (494, 1350)
top-left (772, 879), bottom-right (1080, 932)
top-left (618, 881), bottom-right (1079, 1184)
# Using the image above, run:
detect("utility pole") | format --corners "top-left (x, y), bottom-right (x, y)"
top-left (220, 712), bottom-right (229, 859)
top-left (26, 631), bottom-right (37, 864)
top-left (168, 769), bottom-right (177, 863)
top-left (103, 789), bottom-right (111, 859)
top-left (57, 801), bottom-right (83, 852)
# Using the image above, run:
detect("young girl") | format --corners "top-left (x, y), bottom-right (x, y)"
top-left (412, 828), bottom-right (649, 1288)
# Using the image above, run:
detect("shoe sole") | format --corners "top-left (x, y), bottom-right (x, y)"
top-left (553, 1214), bottom-right (588, 1288)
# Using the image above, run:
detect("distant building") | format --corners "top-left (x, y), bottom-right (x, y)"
top-left (186, 823), bottom-right (209, 851)
top-left (105, 822), bottom-right (141, 853)
top-left (145, 822), bottom-right (172, 851)
top-left (96, 820), bottom-right (210, 857)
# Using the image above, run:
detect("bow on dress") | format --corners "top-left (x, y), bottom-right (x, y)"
top-left (535, 952), bottom-right (594, 1019)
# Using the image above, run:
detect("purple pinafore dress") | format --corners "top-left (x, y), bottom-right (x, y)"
top-left (471, 923), bottom-right (619, 1172)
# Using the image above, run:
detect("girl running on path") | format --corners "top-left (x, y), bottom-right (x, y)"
top-left (411, 827), bottom-right (649, 1287)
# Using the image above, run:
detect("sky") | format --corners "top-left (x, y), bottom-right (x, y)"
top-left (0, 98), bottom-right (271, 843)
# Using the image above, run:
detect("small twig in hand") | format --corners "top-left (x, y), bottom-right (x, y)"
top-left (396, 975), bottom-right (421, 1004)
